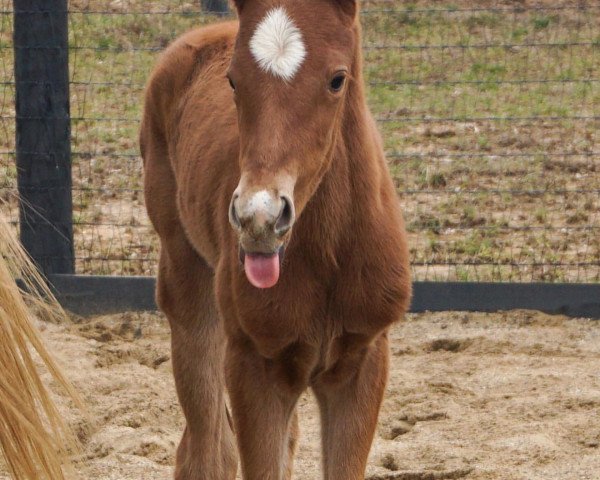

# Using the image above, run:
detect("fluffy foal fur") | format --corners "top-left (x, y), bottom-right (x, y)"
top-left (140, 1), bottom-right (411, 478)
top-left (0, 211), bottom-right (82, 479)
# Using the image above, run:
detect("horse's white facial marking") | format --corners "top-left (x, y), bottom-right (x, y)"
top-left (249, 7), bottom-right (306, 81)
top-left (248, 190), bottom-right (272, 212)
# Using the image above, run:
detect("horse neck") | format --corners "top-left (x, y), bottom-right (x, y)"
top-left (297, 33), bottom-right (387, 266)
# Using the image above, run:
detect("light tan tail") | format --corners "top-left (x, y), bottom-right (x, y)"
top-left (0, 207), bottom-right (84, 479)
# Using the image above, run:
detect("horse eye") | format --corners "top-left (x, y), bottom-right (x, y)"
top-left (228, 76), bottom-right (236, 91)
top-left (330, 74), bottom-right (346, 92)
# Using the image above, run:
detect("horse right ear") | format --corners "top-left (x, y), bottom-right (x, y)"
top-left (231, 0), bottom-right (245, 12)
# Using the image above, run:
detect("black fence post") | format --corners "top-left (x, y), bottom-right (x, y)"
top-left (201, 0), bottom-right (229, 14)
top-left (13, 0), bottom-right (74, 275)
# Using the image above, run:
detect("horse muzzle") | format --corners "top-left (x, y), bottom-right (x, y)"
top-left (228, 187), bottom-right (295, 289)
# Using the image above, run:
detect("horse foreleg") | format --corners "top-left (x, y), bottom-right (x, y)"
top-left (283, 408), bottom-right (299, 480)
top-left (157, 234), bottom-right (237, 480)
top-left (314, 331), bottom-right (390, 480)
top-left (226, 338), bottom-right (303, 480)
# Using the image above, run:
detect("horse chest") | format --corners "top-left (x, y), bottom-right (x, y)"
top-left (222, 273), bottom-right (396, 361)
top-left (225, 284), bottom-right (324, 358)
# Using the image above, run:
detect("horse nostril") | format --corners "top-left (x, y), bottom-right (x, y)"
top-left (229, 194), bottom-right (241, 230)
top-left (275, 195), bottom-right (295, 235)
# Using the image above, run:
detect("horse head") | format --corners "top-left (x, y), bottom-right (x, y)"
top-left (227, 0), bottom-right (360, 288)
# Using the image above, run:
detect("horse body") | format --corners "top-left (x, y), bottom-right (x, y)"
top-left (141, 2), bottom-right (411, 479)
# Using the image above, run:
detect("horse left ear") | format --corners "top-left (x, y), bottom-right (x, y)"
top-left (332, 0), bottom-right (358, 21)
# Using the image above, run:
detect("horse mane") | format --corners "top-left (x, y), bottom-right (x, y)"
top-left (0, 205), bottom-right (84, 479)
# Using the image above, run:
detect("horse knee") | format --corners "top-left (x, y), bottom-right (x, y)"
top-left (175, 427), bottom-right (237, 480)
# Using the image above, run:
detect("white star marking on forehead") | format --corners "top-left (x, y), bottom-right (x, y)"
top-left (249, 6), bottom-right (307, 81)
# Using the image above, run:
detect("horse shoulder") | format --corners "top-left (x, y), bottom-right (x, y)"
top-left (141, 22), bottom-right (238, 239)
top-left (331, 153), bottom-right (411, 335)
top-left (141, 22), bottom-right (238, 148)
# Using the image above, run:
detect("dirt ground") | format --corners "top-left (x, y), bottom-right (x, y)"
top-left (2, 309), bottom-right (596, 480)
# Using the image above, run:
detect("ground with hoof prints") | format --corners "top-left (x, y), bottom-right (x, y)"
top-left (1, 310), bottom-right (598, 480)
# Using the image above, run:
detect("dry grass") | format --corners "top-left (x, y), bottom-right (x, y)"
top-left (0, 210), bottom-right (84, 479)
top-left (0, 0), bottom-right (598, 281)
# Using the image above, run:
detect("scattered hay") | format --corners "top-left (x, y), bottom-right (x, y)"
top-left (0, 208), bottom-right (84, 479)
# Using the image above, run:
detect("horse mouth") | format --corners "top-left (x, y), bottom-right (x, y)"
top-left (239, 246), bottom-right (285, 289)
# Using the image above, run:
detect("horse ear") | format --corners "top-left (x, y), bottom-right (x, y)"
top-left (332, 0), bottom-right (358, 21)
top-left (231, 0), bottom-right (245, 12)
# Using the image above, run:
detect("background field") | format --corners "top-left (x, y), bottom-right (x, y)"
top-left (0, 0), bottom-right (599, 281)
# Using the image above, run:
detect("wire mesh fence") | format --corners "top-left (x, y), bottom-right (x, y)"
top-left (1, 0), bottom-right (599, 282)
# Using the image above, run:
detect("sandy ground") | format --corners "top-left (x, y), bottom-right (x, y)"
top-left (5, 309), bottom-right (600, 480)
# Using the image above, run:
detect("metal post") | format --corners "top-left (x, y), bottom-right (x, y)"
top-left (14, 0), bottom-right (74, 275)
top-left (201, 0), bottom-right (229, 14)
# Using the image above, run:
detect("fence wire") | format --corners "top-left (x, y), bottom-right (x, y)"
top-left (1, 0), bottom-right (599, 282)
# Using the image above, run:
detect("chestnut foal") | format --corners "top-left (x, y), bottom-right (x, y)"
top-left (140, 1), bottom-right (411, 478)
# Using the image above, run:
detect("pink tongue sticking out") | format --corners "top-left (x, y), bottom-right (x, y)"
top-left (244, 253), bottom-right (280, 289)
